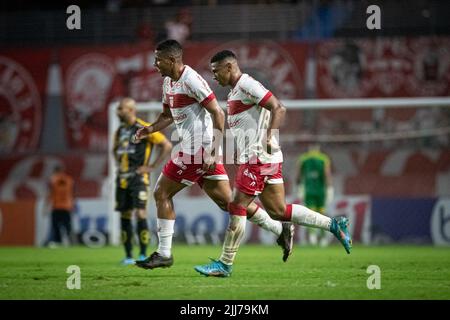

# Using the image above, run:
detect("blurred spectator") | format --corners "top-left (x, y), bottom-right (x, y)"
top-left (165, 8), bottom-right (192, 44)
top-left (47, 165), bottom-right (75, 248)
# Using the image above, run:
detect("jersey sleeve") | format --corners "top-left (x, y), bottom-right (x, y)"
top-left (185, 72), bottom-right (216, 107)
top-left (148, 131), bottom-right (166, 145)
top-left (241, 76), bottom-right (273, 107)
top-left (162, 78), bottom-right (170, 109)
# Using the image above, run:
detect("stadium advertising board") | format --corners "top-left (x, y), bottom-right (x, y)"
top-left (0, 201), bottom-right (35, 245)
top-left (36, 198), bottom-right (109, 247)
top-left (371, 197), bottom-right (448, 244)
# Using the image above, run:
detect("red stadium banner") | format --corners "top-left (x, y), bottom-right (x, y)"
top-left (0, 154), bottom-right (107, 201)
top-left (0, 201), bottom-right (36, 245)
top-left (316, 37), bottom-right (450, 98)
top-left (0, 49), bottom-right (52, 153)
top-left (58, 41), bottom-right (308, 151)
top-left (58, 43), bottom-right (160, 152)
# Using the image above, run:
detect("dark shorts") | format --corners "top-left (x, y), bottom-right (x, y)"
top-left (115, 174), bottom-right (149, 212)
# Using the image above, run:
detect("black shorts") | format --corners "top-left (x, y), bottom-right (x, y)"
top-left (115, 174), bottom-right (149, 212)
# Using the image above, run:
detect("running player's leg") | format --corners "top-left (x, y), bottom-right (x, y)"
top-left (201, 178), bottom-right (292, 262)
top-left (194, 188), bottom-right (255, 277)
top-left (201, 179), bottom-right (283, 236)
top-left (135, 173), bottom-right (186, 269)
top-left (260, 184), bottom-right (352, 254)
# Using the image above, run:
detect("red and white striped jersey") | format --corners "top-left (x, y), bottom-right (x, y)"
top-left (162, 65), bottom-right (216, 155)
top-left (227, 74), bottom-right (283, 164)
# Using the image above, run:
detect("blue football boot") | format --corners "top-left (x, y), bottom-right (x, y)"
top-left (330, 216), bottom-right (352, 254)
top-left (138, 254), bottom-right (147, 262)
top-left (121, 257), bottom-right (135, 266)
top-left (194, 258), bottom-right (232, 277)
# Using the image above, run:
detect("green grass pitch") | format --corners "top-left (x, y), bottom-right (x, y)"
top-left (0, 245), bottom-right (449, 299)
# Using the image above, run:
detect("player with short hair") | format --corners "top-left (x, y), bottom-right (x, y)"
top-left (114, 98), bottom-right (173, 265)
top-left (194, 50), bottom-right (352, 277)
top-left (134, 40), bottom-right (294, 270)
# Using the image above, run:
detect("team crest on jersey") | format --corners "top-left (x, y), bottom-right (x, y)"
top-left (0, 56), bottom-right (42, 152)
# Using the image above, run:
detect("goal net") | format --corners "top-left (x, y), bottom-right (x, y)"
top-left (107, 97), bottom-right (450, 245)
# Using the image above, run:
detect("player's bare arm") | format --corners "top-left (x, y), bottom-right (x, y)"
top-left (112, 130), bottom-right (120, 161)
top-left (202, 98), bottom-right (225, 171)
top-left (261, 95), bottom-right (286, 154)
top-left (136, 138), bottom-right (173, 174)
top-left (134, 105), bottom-right (173, 142)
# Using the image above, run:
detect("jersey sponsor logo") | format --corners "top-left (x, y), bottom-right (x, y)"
top-left (228, 119), bottom-right (240, 128)
top-left (173, 113), bottom-right (187, 122)
top-left (0, 56), bottom-right (42, 153)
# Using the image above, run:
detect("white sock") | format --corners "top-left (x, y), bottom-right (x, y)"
top-left (249, 207), bottom-right (282, 236)
top-left (156, 218), bottom-right (175, 258)
top-left (290, 204), bottom-right (331, 230)
top-left (219, 215), bottom-right (246, 265)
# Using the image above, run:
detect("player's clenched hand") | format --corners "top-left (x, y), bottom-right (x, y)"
top-left (132, 126), bottom-right (152, 143)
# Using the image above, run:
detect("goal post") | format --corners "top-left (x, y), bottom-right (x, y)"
top-left (107, 97), bottom-right (450, 245)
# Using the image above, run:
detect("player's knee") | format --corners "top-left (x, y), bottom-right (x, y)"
top-left (120, 210), bottom-right (132, 220)
top-left (216, 199), bottom-right (228, 211)
top-left (153, 186), bottom-right (169, 202)
top-left (135, 209), bottom-right (147, 220)
top-left (266, 205), bottom-right (286, 220)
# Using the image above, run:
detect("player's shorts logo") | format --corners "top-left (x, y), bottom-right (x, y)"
top-left (0, 56), bottom-right (42, 153)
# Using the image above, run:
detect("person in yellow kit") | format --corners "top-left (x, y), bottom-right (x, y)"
top-left (113, 98), bottom-right (172, 265)
top-left (48, 165), bottom-right (75, 247)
